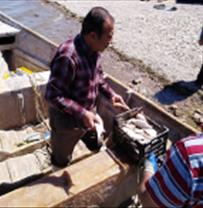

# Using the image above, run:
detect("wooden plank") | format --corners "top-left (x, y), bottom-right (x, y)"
top-left (0, 72), bottom-right (49, 129)
top-left (0, 44), bottom-right (16, 51)
top-left (0, 125), bottom-right (48, 161)
top-left (13, 49), bottom-right (49, 72)
top-left (0, 127), bottom-right (34, 151)
top-left (0, 21), bottom-right (20, 38)
top-left (0, 147), bottom-right (50, 196)
top-left (0, 150), bottom-right (137, 207)
top-left (0, 118), bottom-right (92, 162)
top-left (6, 154), bottom-right (42, 182)
top-left (0, 162), bottom-right (10, 183)
top-left (0, 11), bottom-right (57, 68)
top-left (0, 134), bottom-right (92, 165)
top-left (0, 139), bottom-right (93, 196)
top-left (0, 20), bottom-right (19, 50)
top-left (14, 28), bottom-right (56, 71)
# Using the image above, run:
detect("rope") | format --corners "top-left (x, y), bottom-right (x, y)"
top-left (28, 74), bottom-right (50, 131)
top-left (27, 73), bottom-right (51, 154)
top-left (17, 92), bottom-right (26, 125)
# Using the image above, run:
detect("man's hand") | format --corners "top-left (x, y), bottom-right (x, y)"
top-left (138, 153), bottom-right (159, 207)
top-left (143, 153), bottom-right (158, 174)
top-left (139, 153), bottom-right (158, 195)
top-left (112, 94), bottom-right (130, 111)
top-left (82, 110), bottom-right (103, 130)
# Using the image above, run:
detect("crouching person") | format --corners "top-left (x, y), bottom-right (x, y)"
top-left (139, 132), bottom-right (203, 207)
top-left (196, 26), bottom-right (203, 86)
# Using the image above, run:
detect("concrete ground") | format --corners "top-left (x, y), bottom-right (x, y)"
top-left (49, 0), bottom-right (203, 83)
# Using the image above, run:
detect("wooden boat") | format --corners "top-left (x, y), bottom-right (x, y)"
top-left (0, 11), bottom-right (197, 207)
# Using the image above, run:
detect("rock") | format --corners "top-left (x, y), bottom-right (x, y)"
top-left (194, 109), bottom-right (202, 115)
top-left (128, 83), bottom-right (134, 89)
top-left (169, 104), bottom-right (178, 111)
top-left (192, 112), bottom-right (203, 124)
top-left (168, 105), bottom-right (179, 117)
top-left (132, 78), bottom-right (142, 85)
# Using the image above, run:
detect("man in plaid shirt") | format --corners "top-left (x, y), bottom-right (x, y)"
top-left (45, 7), bottom-right (128, 167)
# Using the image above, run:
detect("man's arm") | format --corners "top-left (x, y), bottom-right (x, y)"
top-left (46, 56), bottom-right (103, 129)
top-left (97, 66), bottom-right (129, 111)
top-left (45, 56), bottom-right (86, 118)
top-left (139, 171), bottom-right (159, 207)
top-left (139, 144), bottom-right (192, 208)
top-left (138, 153), bottom-right (159, 207)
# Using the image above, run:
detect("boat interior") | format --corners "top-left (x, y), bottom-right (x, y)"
top-left (0, 11), bottom-right (198, 207)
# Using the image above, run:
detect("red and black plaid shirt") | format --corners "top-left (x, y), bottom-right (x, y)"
top-left (45, 34), bottom-right (115, 119)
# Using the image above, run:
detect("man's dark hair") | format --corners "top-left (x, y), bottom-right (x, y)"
top-left (81, 7), bottom-right (114, 38)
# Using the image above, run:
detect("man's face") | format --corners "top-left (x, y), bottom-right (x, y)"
top-left (92, 18), bottom-right (114, 52)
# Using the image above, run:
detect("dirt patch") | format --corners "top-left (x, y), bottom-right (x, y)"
top-left (102, 48), bottom-right (203, 131)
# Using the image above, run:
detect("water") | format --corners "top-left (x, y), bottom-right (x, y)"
top-left (0, 0), bottom-right (81, 44)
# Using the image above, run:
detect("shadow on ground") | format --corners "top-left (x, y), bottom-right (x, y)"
top-left (176, 0), bottom-right (203, 4)
top-left (154, 80), bottom-right (202, 105)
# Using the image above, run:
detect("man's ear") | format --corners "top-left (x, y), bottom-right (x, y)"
top-left (89, 31), bottom-right (98, 41)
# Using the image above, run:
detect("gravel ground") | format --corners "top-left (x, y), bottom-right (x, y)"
top-left (46, 0), bottom-right (203, 130)
top-left (49, 0), bottom-right (203, 83)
